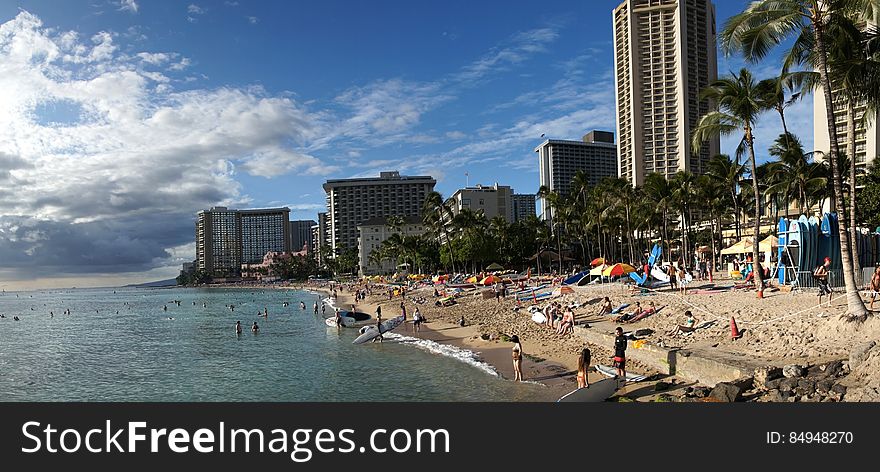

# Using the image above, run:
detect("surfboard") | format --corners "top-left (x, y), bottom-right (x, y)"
top-left (325, 316), bottom-right (355, 327)
top-left (352, 315), bottom-right (405, 344)
top-left (651, 266), bottom-right (670, 283)
top-left (595, 364), bottom-right (647, 382)
top-left (778, 217), bottom-right (787, 284)
top-left (563, 271), bottom-right (589, 286)
top-left (557, 378), bottom-right (622, 402)
top-left (808, 216), bottom-right (819, 271)
top-left (531, 312), bottom-right (547, 323)
top-left (610, 303), bottom-right (630, 314)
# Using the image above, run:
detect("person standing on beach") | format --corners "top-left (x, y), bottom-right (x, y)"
top-left (510, 335), bottom-right (524, 382)
top-left (667, 265), bottom-right (677, 291)
top-left (814, 257), bottom-right (832, 307)
top-left (869, 267), bottom-right (880, 310)
top-left (678, 266), bottom-right (688, 296)
top-left (399, 301), bottom-right (406, 321)
top-left (613, 327), bottom-right (627, 381)
top-left (577, 348), bottom-right (591, 388)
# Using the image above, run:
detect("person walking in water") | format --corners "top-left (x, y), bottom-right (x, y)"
top-left (510, 335), bottom-right (524, 381)
top-left (314, 301), bottom-right (319, 314)
top-left (235, 321), bottom-right (242, 335)
top-left (373, 312), bottom-right (384, 343)
top-left (252, 321), bottom-right (260, 333)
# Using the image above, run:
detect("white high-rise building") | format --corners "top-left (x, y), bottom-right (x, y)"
top-left (613, 0), bottom-right (719, 186)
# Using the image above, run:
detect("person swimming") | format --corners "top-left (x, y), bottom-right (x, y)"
top-left (252, 321), bottom-right (260, 333)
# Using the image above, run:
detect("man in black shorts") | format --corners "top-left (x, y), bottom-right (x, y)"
top-left (613, 327), bottom-right (627, 380)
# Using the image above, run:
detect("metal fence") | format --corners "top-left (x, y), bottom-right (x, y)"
top-left (792, 267), bottom-right (877, 290)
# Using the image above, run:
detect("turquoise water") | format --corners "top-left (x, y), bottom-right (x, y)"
top-left (0, 287), bottom-right (554, 401)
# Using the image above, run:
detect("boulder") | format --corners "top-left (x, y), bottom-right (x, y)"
top-left (831, 384), bottom-right (847, 396)
top-left (731, 376), bottom-right (755, 391)
top-left (764, 378), bottom-right (784, 391)
top-left (778, 377), bottom-right (800, 393)
top-left (754, 366), bottom-right (783, 389)
top-left (767, 390), bottom-right (789, 403)
top-left (849, 341), bottom-right (877, 369)
top-left (816, 379), bottom-right (834, 396)
top-left (709, 382), bottom-right (743, 402)
top-left (782, 364), bottom-right (805, 378)
top-left (794, 379), bottom-right (816, 397)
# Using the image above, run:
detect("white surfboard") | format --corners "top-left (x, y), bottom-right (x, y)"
top-left (557, 378), bottom-right (623, 402)
top-left (352, 315), bottom-right (405, 344)
top-left (594, 364), bottom-right (647, 382)
top-left (325, 316), bottom-right (355, 327)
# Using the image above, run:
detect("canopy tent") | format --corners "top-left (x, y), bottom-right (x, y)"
top-left (485, 262), bottom-right (505, 271)
top-left (720, 236), bottom-right (778, 255)
top-left (589, 265), bottom-right (605, 276)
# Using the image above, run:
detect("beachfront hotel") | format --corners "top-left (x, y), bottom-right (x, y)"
top-left (511, 193), bottom-right (536, 222)
top-left (289, 219), bottom-right (316, 253)
top-left (613, 0), bottom-right (719, 186)
top-left (446, 183), bottom-right (515, 223)
top-left (322, 171), bottom-right (436, 257)
top-left (357, 216), bottom-right (426, 276)
top-left (195, 206), bottom-right (291, 277)
top-left (535, 130), bottom-right (618, 219)
top-left (311, 212), bottom-right (329, 264)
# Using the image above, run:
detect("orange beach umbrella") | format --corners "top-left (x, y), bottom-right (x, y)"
top-left (590, 257), bottom-right (606, 267)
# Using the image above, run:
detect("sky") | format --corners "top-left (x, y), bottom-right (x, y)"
top-left (0, 0), bottom-right (811, 290)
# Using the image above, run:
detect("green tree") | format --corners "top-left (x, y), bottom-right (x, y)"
top-left (693, 68), bottom-right (768, 292)
top-left (721, 0), bottom-right (875, 315)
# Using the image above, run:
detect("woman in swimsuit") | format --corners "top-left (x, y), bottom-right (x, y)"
top-left (598, 297), bottom-right (613, 315)
top-left (511, 335), bottom-right (524, 382)
top-left (577, 348), bottom-right (591, 388)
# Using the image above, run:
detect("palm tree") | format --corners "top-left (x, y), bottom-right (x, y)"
top-left (643, 172), bottom-right (674, 262)
top-left (537, 186), bottom-right (564, 273)
top-left (670, 171), bottom-right (698, 266)
top-left (422, 191), bottom-right (457, 273)
top-left (767, 133), bottom-right (827, 216)
top-left (721, 0), bottom-right (873, 315)
top-left (693, 68), bottom-right (768, 293)
top-left (706, 154), bottom-right (746, 240)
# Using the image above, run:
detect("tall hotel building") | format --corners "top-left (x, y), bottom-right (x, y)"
top-left (613, 0), bottom-right (719, 186)
top-left (535, 130), bottom-right (618, 219)
top-left (289, 219), bottom-right (317, 253)
top-left (322, 171), bottom-right (436, 255)
top-left (196, 207), bottom-right (291, 277)
top-left (813, 19), bottom-right (879, 176)
top-left (511, 194), bottom-right (536, 222)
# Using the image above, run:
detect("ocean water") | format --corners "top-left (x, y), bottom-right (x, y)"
top-left (0, 287), bottom-right (556, 401)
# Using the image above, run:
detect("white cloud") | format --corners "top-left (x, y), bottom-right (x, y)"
top-left (446, 130), bottom-right (466, 140)
top-left (454, 27), bottom-right (559, 83)
top-left (247, 16), bottom-right (259, 24)
top-left (0, 11), bottom-right (333, 278)
top-left (117, 0), bottom-right (139, 14)
top-left (188, 4), bottom-right (206, 15)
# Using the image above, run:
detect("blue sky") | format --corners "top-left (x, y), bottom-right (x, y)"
top-left (0, 0), bottom-right (809, 288)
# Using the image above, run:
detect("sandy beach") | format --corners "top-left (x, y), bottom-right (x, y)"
top-left (300, 273), bottom-right (880, 402)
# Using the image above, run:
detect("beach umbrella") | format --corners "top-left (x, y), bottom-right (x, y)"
top-left (590, 257), bottom-right (606, 266)
top-left (480, 275), bottom-right (500, 285)
top-left (602, 263), bottom-right (637, 277)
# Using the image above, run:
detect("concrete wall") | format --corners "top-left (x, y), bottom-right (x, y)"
top-left (574, 326), bottom-right (762, 386)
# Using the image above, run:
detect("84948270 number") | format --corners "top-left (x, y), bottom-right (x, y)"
top-left (789, 432), bottom-right (853, 444)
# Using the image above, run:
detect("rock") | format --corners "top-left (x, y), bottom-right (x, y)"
top-left (691, 386), bottom-right (710, 398)
top-left (849, 341), bottom-right (877, 369)
top-left (654, 393), bottom-right (674, 402)
top-left (634, 328), bottom-right (654, 337)
top-left (831, 384), bottom-right (847, 396)
top-left (816, 379), bottom-right (834, 396)
top-left (795, 379), bottom-right (816, 397)
top-left (654, 381), bottom-right (671, 392)
top-left (480, 333), bottom-right (491, 340)
top-left (709, 382), bottom-right (743, 402)
top-left (782, 364), bottom-right (805, 378)
top-left (818, 360), bottom-right (843, 377)
top-left (778, 378), bottom-right (799, 393)
top-left (800, 395), bottom-right (821, 403)
top-left (767, 389), bottom-right (789, 403)
top-left (754, 366), bottom-right (783, 389)
top-left (764, 378), bottom-right (783, 390)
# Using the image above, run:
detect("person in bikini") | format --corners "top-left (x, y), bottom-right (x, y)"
top-left (577, 348), bottom-right (591, 388)
top-left (511, 335), bottom-right (524, 381)
top-left (867, 266), bottom-right (880, 311)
